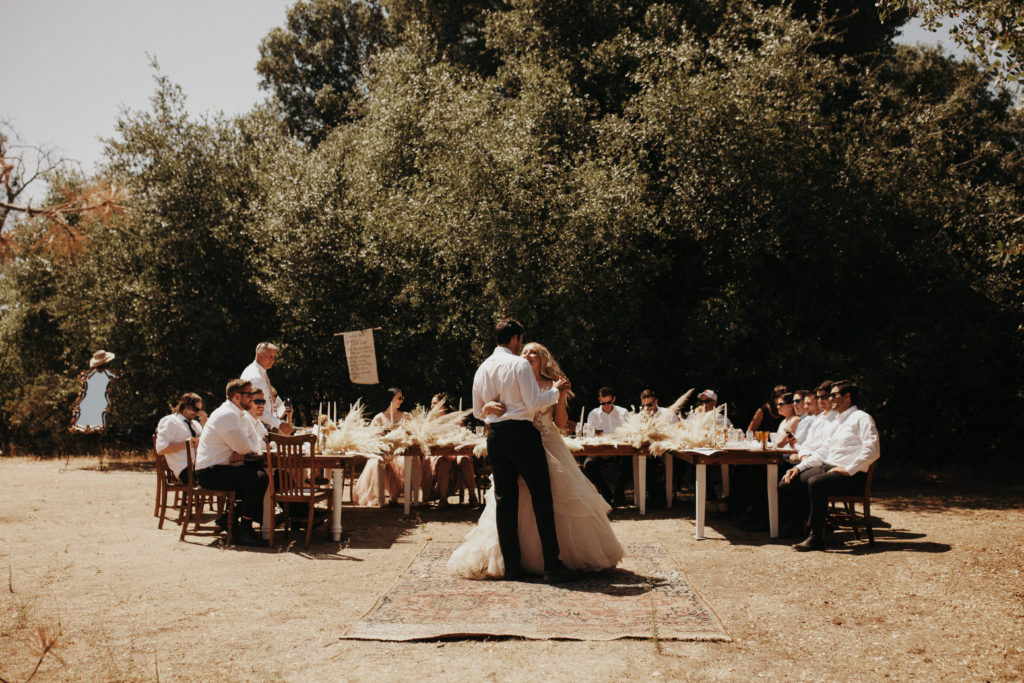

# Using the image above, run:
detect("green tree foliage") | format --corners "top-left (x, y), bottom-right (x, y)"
top-left (879, 0), bottom-right (1024, 84)
top-left (256, 0), bottom-right (390, 143)
top-left (1, 0), bottom-right (1021, 469)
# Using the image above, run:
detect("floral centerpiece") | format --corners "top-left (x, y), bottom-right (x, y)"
top-left (323, 400), bottom-right (387, 456)
top-left (382, 400), bottom-right (486, 458)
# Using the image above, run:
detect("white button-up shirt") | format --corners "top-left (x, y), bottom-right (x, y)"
top-left (195, 401), bottom-right (262, 470)
top-left (241, 360), bottom-right (284, 430)
top-left (796, 411), bottom-right (837, 460)
top-left (794, 413), bottom-right (816, 443)
top-left (473, 346), bottom-right (559, 423)
top-left (796, 406), bottom-right (879, 475)
top-left (586, 404), bottom-right (629, 433)
top-left (155, 413), bottom-right (202, 478)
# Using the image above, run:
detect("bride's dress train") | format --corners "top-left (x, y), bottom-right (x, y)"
top-left (447, 406), bottom-right (623, 577)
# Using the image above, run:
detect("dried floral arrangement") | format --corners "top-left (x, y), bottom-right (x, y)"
top-left (323, 400), bottom-right (387, 456)
top-left (382, 401), bottom-right (485, 458)
top-left (562, 390), bottom-right (741, 454)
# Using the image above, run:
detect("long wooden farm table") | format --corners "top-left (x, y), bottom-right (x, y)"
top-left (576, 443), bottom-right (794, 538)
top-left (667, 448), bottom-right (793, 539)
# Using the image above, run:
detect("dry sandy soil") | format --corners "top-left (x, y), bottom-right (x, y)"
top-left (1, 456), bottom-right (1022, 682)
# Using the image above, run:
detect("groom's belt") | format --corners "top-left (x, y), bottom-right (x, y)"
top-left (488, 419), bottom-right (534, 429)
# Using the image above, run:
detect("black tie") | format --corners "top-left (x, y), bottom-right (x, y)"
top-left (183, 415), bottom-right (196, 438)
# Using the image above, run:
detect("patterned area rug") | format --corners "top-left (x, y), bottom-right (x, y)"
top-left (344, 542), bottom-right (730, 641)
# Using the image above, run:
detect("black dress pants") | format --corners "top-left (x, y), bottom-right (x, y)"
top-left (196, 464), bottom-right (269, 522)
top-left (779, 465), bottom-right (867, 536)
top-left (487, 420), bottom-right (561, 573)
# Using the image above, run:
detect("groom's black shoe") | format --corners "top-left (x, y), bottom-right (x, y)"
top-left (500, 563), bottom-right (526, 582)
top-left (543, 563), bottom-right (583, 584)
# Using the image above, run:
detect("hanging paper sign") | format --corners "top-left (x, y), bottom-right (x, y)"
top-left (342, 328), bottom-right (379, 385)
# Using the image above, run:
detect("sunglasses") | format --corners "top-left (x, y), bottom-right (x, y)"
top-left (599, 400), bottom-right (614, 406)
top-left (829, 392), bottom-right (843, 398)
top-left (254, 399), bottom-right (267, 405)
top-left (699, 398), bottom-right (714, 403)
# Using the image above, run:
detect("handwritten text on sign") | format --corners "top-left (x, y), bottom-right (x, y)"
top-left (342, 329), bottom-right (380, 385)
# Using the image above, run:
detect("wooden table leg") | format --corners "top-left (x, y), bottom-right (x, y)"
top-left (695, 463), bottom-right (707, 539)
top-left (767, 462), bottom-right (779, 538)
top-left (665, 454), bottom-right (674, 509)
top-left (261, 484), bottom-right (273, 541)
top-left (331, 468), bottom-right (343, 541)
top-left (404, 453), bottom-right (413, 515)
top-left (720, 463), bottom-right (730, 498)
top-left (638, 455), bottom-right (647, 515)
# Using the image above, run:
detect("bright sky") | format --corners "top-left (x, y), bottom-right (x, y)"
top-left (1, 0), bottom-right (293, 183)
top-left (1, 2), bottom-right (966, 191)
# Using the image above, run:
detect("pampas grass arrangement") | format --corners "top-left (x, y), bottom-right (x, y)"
top-left (324, 400), bottom-right (387, 456)
top-left (383, 401), bottom-right (482, 457)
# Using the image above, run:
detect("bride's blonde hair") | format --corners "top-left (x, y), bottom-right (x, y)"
top-left (522, 342), bottom-right (574, 398)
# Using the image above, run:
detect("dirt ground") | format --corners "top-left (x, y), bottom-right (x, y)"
top-left (0, 456), bottom-right (1022, 682)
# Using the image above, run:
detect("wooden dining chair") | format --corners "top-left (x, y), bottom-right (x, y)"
top-left (179, 442), bottom-right (236, 545)
top-left (827, 461), bottom-right (877, 545)
top-left (265, 433), bottom-right (330, 549)
top-left (153, 433), bottom-right (188, 528)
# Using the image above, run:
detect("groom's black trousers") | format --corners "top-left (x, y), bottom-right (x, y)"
top-left (487, 420), bottom-right (562, 573)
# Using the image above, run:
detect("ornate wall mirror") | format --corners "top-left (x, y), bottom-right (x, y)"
top-left (70, 350), bottom-right (117, 434)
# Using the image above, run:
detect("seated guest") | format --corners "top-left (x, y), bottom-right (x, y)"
top-left (792, 381), bottom-right (838, 461)
top-left (779, 380), bottom-right (880, 551)
top-left (746, 384), bottom-right (788, 434)
top-left (354, 388), bottom-right (424, 506)
top-left (584, 387), bottom-right (630, 506)
top-left (245, 389), bottom-right (269, 443)
top-left (155, 392), bottom-right (207, 484)
top-left (773, 392), bottom-right (801, 448)
top-left (241, 342), bottom-right (293, 435)
top-left (641, 389), bottom-right (679, 423)
top-left (195, 379), bottom-right (268, 547)
top-left (640, 389), bottom-right (675, 505)
top-left (697, 389), bottom-right (733, 427)
top-left (793, 388), bottom-right (817, 444)
top-left (426, 394), bottom-right (478, 508)
top-left (730, 384), bottom-right (789, 523)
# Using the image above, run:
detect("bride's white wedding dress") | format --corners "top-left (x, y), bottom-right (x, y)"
top-left (447, 405), bottom-right (624, 578)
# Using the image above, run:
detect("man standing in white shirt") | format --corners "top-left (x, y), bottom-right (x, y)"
top-left (195, 379), bottom-right (269, 547)
top-left (241, 342), bottom-right (293, 436)
top-left (473, 319), bottom-right (573, 582)
top-left (584, 387), bottom-right (630, 506)
top-left (780, 380), bottom-right (880, 551)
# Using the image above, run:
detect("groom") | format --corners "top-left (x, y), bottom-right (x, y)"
top-left (473, 318), bottom-right (575, 582)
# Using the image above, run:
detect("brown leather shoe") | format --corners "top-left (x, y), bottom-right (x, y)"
top-left (792, 534), bottom-right (825, 551)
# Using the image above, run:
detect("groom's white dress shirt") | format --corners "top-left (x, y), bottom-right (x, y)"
top-left (241, 360), bottom-right (284, 430)
top-left (473, 346), bottom-right (559, 424)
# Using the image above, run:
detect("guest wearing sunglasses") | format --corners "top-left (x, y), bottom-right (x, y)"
top-left (245, 388), bottom-right (270, 442)
top-left (773, 393), bottom-right (801, 448)
top-left (194, 379), bottom-right (269, 547)
top-left (155, 392), bottom-right (207, 485)
top-left (780, 380), bottom-right (880, 551)
top-left (583, 387), bottom-right (630, 507)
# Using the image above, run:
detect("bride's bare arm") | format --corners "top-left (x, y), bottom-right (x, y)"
top-left (553, 385), bottom-right (569, 428)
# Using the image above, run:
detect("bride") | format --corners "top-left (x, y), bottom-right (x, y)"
top-left (447, 342), bottom-right (624, 578)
